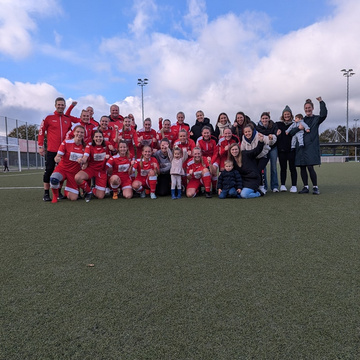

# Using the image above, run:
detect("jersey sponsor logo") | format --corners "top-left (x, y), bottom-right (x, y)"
top-left (194, 171), bottom-right (202, 179)
top-left (93, 152), bottom-right (106, 161)
top-left (117, 164), bottom-right (130, 172)
top-left (69, 152), bottom-right (83, 162)
top-left (140, 169), bottom-right (149, 177)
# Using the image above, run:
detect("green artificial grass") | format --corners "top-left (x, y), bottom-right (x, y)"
top-left (0, 164), bottom-right (359, 359)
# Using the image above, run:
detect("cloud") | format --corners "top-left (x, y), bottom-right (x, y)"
top-left (0, 0), bottom-right (60, 59)
top-left (129, 0), bottom-right (158, 37)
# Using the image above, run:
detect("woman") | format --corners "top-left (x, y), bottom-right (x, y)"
top-left (153, 138), bottom-right (172, 196)
top-left (214, 112), bottom-right (231, 140)
top-left (241, 123), bottom-right (276, 194)
top-left (276, 105), bottom-right (298, 192)
top-left (106, 140), bottom-right (134, 199)
top-left (228, 136), bottom-right (265, 198)
top-left (50, 125), bottom-right (85, 203)
top-left (196, 126), bottom-right (219, 191)
top-left (75, 130), bottom-right (111, 202)
top-left (289, 97), bottom-right (327, 194)
top-left (157, 118), bottom-right (177, 148)
top-left (231, 112), bottom-right (254, 139)
top-left (185, 147), bottom-right (213, 198)
top-left (256, 112), bottom-right (279, 192)
top-left (218, 128), bottom-right (239, 170)
top-left (118, 116), bottom-right (139, 159)
top-left (170, 111), bottom-right (190, 139)
top-left (190, 110), bottom-right (215, 142)
top-left (132, 145), bottom-right (159, 199)
top-left (173, 129), bottom-right (196, 157)
top-left (137, 118), bottom-right (158, 156)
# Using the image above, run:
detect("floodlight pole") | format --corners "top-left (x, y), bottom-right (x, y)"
top-left (341, 69), bottom-right (355, 142)
top-left (354, 119), bottom-right (359, 162)
top-left (137, 78), bottom-right (148, 123)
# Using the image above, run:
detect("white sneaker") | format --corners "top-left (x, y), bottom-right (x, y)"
top-left (290, 186), bottom-right (297, 193)
top-left (280, 185), bottom-right (287, 192)
top-left (272, 188), bottom-right (279, 193)
top-left (259, 185), bottom-right (267, 194)
top-left (150, 192), bottom-right (157, 199)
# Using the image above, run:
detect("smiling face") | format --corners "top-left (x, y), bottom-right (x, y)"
top-left (283, 111), bottom-right (292, 122)
top-left (81, 110), bottom-right (90, 124)
top-left (73, 126), bottom-right (85, 142)
top-left (236, 113), bottom-right (245, 125)
top-left (93, 131), bottom-right (104, 145)
top-left (55, 100), bottom-right (66, 114)
top-left (178, 131), bottom-right (187, 143)
top-left (244, 126), bottom-right (253, 140)
top-left (304, 103), bottom-right (313, 117)
top-left (100, 116), bottom-right (109, 129)
top-left (144, 120), bottom-right (151, 131)
top-left (230, 144), bottom-right (240, 157)
top-left (177, 112), bottom-right (185, 124)
top-left (118, 142), bottom-right (128, 156)
top-left (160, 140), bottom-right (169, 154)
top-left (219, 114), bottom-right (228, 125)
top-left (142, 146), bottom-right (152, 160)
top-left (202, 128), bottom-right (211, 140)
top-left (173, 149), bottom-right (181, 159)
top-left (110, 105), bottom-right (119, 118)
top-left (192, 148), bottom-right (202, 162)
top-left (163, 120), bottom-right (171, 132)
top-left (196, 111), bottom-right (204, 122)
top-left (261, 114), bottom-right (270, 126)
top-left (123, 117), bottom-right (131, 130)
top-left (86, 106), bottom-right (94, 117)
top-left (223, 128), bottom-right (232, 140)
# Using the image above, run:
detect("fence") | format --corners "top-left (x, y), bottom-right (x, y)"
top-left (0, 116), bottom-right (44, 171)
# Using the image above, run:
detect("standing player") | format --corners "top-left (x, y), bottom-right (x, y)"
top-left (38, 97), bottom-right (73, 201)
top-left (136, 118), bottom-right (158, 155)
top-left (117, 116), bottom-right (140, 159)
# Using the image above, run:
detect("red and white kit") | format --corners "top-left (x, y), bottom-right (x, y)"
top-left (196, 136), bottom-right (219, 167)
top-left (137, 127), bottom-right (158, 153)
top-left (171, 123), bottom-right (190, 139)
top-left (55, 139), bottom-right (85, 193)
top-left (106, 155), bottom-right (133, 189)
top-left (118, 127), bottom-right (139, 159)
top-left (67, 121), bottom-right (96, 145)
top-left (157, 129), bottom-right (177, 149)
top-left (173, 138), bottom-right (196, 154)
top-left (185, 157), bottom-right (211, 192)
top-left (218, 135), bottom-right (239, 169)
top-left (133, 157), bottom-right (159, 193)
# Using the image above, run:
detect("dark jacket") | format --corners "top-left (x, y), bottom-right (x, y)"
top-left (190, 118), bottom-right (215, 142)
top-left (217, 169), bottom-right (242, 190)
top-left (232, 141), bottom-right (264, 191)
top-left (256, 120), bottom-right (278, 149)
top-left (289, 101), bottom-right (327, 166)
top-left (276, 121), bottom-right (293, 152)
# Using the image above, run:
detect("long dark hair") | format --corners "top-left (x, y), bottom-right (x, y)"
top-left (91, 130), bottom-right (106, 147)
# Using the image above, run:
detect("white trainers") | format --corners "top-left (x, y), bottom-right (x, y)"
top-left (259, 185), bottom-right (267, 194)
top-left (150, 192), bottom-right (157, 199)
top-left (290, 186), bottom-right (298, 193)
top-left (272, 188), bottom-right (279, 193)
top-left (280, 185), bottom-right (287, 192)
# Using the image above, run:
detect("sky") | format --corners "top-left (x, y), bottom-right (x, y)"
top-left (1, 0), bottom-right (360, 132)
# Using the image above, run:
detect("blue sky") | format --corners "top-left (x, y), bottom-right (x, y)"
top-left (1, 0), bottom-right (359, 130)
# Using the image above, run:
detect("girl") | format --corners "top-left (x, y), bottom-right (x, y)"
top-left (97, 115), bottom-right (117, 147)
top-left (289, 97), bottom-right (327, 195)
top-left (228, 136), bottom-right (265, 199)
top-left (132, 145), bottom-right (159, 199)
top-left (50, 125), bottom-right (85, 203)
top-left (190, 110), bottom-right (215, 142)
top-left (106, 140), bottom-right (134, 199)
top-left (218, 128), bottom-right (240, 171)
top-left (173, 129), bottom-right (196, 157)
top-left (117, 116), bottom-right (139, 159)
top-left (185, 147), bottom-right (213, 198)
top-left (157, 118), bottom-right (177, 148)
top-left (170, 146), bottom-right (188, 199)
top-left (75, 130), bottom-right (111, 202)
top-left (231, 112), bottom-right (255, 139)
top-left (196, 126), bottom-right (219, 191)
top-left (137, 118), bottom-right (158, 156)
top-left (170, 111), bottom-right (190, 139)
top-left (214, 112), bottom-right (231, 140)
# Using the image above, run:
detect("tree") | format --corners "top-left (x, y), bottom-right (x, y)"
top-left (7, 124), bottom-right (38, 140)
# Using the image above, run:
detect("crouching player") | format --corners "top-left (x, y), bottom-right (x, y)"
top-left (106, 140), bottom-right (134, 199)
top-left (50, 125), bottom-right (85, 203)
top-left (185, 147), bottom-right (213, 198)
top-left (75, 130), bottom-right (111, 202)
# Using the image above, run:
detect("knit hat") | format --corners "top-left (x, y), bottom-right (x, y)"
top-left (282, 105), bottom-right (292, 116)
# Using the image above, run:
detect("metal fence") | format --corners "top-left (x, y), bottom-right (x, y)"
top-left (0, 116), bottom-right (44, 171)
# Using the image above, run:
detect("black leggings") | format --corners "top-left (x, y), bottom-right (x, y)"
top-left (43, 151), bottom-right (57, 184)
top-left (300, 165), bottom-right (317, 187)
top-left (278, 151), bottom-right (297, 186)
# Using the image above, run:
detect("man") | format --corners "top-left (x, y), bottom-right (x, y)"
top-left (38, 97), bottom-right (72, 201)
top-left (108, 104), bottom-right (124, 130)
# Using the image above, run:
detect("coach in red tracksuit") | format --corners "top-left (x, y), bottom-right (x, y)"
top-left (38, 97), bottom-right (72, 202)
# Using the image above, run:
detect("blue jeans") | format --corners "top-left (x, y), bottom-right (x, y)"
top-left (240, 187), bottom-right (261, 199)
top-left (264, 147), bottom-right (279, 190)
top-left (219, 187), bottom-right (239, 199)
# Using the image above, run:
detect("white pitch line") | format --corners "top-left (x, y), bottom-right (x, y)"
top-left (0, 172), bottom-right (42, 177)
top-left (0, 187), bottom-right (43, 190)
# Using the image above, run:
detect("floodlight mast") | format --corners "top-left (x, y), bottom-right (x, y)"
top-left (341, 69), bottom-right (355, 142)
top-left (137, 78), bottom-right (148, 123)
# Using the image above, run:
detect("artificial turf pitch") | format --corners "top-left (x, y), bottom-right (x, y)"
top-left (1, 164), bottom-right (359, 359)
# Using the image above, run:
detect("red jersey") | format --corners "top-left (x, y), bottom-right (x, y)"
top-left (133, 157), bottom-right (159, 179)
top-left (56, 139), bottom-right (85, 174)
top-left (186, 157), bottom-right (210, 178)
top-left (38, 112), bottom-right (73, 152)
top-left (67, 121), bottom-right (96, 145)
top-left (173, 138), bottom-right (196, 153)
top-left (118, 127), bottom-right (139, 158)
top-left (65, 104), bottom-right (99, 126)
top-left (94, 126), bottom-right (115, 145)
top-left (137, 128), bottom-right (158, 149)
top-left (157, 129), bottom-right (177, 148)
top-left (109, 116), bottom-right (124, 131)
top-left (84, 143), bottom-right (110, 172)
top-left (106, 155), bottom-right (132, 176)
top-left (171, 122), bottom-right (190, 139)
top-left (196, 137), bottom-right (218, 163)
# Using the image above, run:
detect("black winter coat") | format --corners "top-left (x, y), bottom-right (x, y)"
top-left (217, 169), bottom-right (242, 190)
top-left (190, 118), bottom-right (215, 142)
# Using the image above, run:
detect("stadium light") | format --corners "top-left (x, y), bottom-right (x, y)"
top-left (354, 119), bottom-right (359, 162)
top-left (137, 78), bottom-right (148, 123)
top-left (341, 69), bottom-right (355, 142)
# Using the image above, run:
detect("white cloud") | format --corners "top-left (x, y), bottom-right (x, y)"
top-left (129, 0), bottom-right (158, 37)
top-left (0, 0), bottom-right (60, 59)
